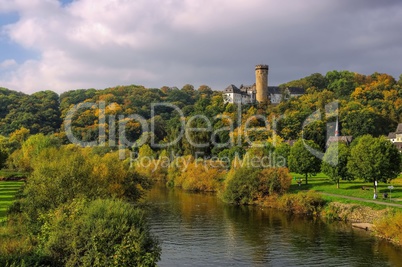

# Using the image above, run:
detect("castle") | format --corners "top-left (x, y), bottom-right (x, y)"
top-left (223, 65), bottom-right (304, 104)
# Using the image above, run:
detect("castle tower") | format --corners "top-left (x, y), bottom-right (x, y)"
top-left (255, 64), bottom-right (269, 103)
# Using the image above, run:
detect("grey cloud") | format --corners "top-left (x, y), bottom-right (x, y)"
top-left (1, 0), bottom-right (402, 93)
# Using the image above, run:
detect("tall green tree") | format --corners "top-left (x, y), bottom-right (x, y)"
top-left (321, 142), bottom-right (352, 188)
top-left (347, 135), bottom-right (401, 197)
top-left (288, 139), bottom-right (321, 184)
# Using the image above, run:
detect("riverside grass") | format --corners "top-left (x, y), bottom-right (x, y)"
top-left (0, 181), bottom-right (23, 221)
top-left (289, 172), bottom-right (402, 209)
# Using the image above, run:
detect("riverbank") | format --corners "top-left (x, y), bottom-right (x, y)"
top-left (168, 180), bottom-right (402, 247)
top-left (164, 163), bottom-right (402, 247)
top-left (146, 182), bottom-right (402, 266)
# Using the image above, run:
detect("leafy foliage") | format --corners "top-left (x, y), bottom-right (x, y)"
top-left (0, 89), bottom-right (61, 135)
top-left (172, 159), bottom-right (227, 192)
top-left (321, 142), bottom-right (353, 188)
top-left (37, 198), bottom-right (160, 267)
top-left (223, 167), bottom-right (291, 204)
top-left (288, 139), bottom-right (321, 184)
top-left (347, 135), bottom-right (401, 184)
top-left (20, 146), bottom-right (150, 224)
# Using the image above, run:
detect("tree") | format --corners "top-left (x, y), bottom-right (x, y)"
top-left (321, 142), bottom-right (352, 188)
top-left (223, 166), bottom-right (291, 204)
top-left (275, 142), bottom-right (290, 167)
top-left (347, 135), bottom-right (401, 198)
top-left (21, 147), bottom-right (151, 223)
top-left (7, 134), bottom-right (60, 172)
top-left (37, 198), bottom-right (161, 266)
top-left (259, 167), bottom-right (292, 195)
top-left (302, 120), bottom-right (327, 151)
top-left (288, 139), bottom-right (321, 184)
top-left (325, 70), bottom-right (356, 98)
top-left (9, 127), bottom-right (30, 144)
top-left (197, 85), bottom-right (213, 96)
top-left (223, 167), bottom-right (262, 204)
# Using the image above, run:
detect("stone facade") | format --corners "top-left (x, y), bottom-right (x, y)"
top-left (223, 65), bottom-right (304, 104)
top-left (387, 123), bottom-right (402, 151)
top-left (255, 65), bottom-right (269, 102)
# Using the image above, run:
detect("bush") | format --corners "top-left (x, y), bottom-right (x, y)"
top-left (20, 147), bottom-right (150, 224)
top-left (132, 146), bottom-right (169, 181)
top-left (223, 167), bottom-right (292, 205)
top-left (223, 167), bottom-right (291, 205)
top-left (0, 214), bottom-right (44, 266)
top-left (173, 159), bottom-right (227, 192)
top-left (258, 168), bottom-right (292, 196)
top-left (167, 156), bottom-right (194, 186)
top-left (223, 167), bottom-right (261, 204)
top-left (277, 191), bottom-right (325, 215)
top-left (37, 198), bottom-right (161, 267)
top-left (374, 212), bottom-right (402, 246)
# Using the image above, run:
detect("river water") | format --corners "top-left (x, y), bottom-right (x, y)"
top-left (145, 183), bottom-right (402, 267)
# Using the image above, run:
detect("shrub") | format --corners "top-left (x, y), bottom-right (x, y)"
top-left (277, 191), bottom-right (325, 215)
top-left (223, 167), bottom-right (261, 204)
top-left (37, 198), bottom-right (161, 267)
top-left (223, 167), bottom-right (292, 205)
top-left (258, 167), bottom-right (292, 196)
top-left (20, 147), bottom-right (150, 224)
top-left (374, 212), bottom-right (402, 246)
top-left (0, 214), bottom-right (44, 266)
top-left (133, 147), bottom-right (169, 181)
top-left (167, 156), bottom-right (194, 186)
top-left (174, 160), bottom-right (227, 192)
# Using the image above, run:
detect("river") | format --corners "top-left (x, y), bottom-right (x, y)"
top-left (145, 183), bottom-right (402, 267)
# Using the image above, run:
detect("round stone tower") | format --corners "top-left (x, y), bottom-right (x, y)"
top-left (255, 64), bottom-right (269, 103)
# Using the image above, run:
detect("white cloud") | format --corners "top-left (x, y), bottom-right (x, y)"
top-left (0, 59), bottom-right (17, 69)
top-left (0, 0), bottom-right (402, 94)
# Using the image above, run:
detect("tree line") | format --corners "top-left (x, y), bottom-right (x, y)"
top-left (1, 70), bottom-right (402, 264)
top-left (1, 71), bottom-right (402, 154)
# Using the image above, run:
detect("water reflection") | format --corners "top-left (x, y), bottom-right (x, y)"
top-left (145, 183), bottom-right (402, 267)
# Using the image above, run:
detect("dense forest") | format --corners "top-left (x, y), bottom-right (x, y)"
top-left (1, 70), bottom-right (401, 156)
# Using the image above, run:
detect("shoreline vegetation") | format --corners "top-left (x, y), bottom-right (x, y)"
top-left (0, 146), bottom-right (401, 265)
top-left (142, 156), bottom-right (402, 247)
top-left (0, 145), bottom-right (161, 267)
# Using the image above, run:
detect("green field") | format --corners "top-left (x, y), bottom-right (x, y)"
top-left (289, 172), bottom-right (402, 209)
top-left (0, 181), bottom-right (23, 221)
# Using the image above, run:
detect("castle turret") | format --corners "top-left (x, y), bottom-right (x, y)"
top-left (255, 64), bottom-right (269, 103)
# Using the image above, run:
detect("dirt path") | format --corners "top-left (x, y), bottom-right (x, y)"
top-left (320, 192), bottom-right (402, 208)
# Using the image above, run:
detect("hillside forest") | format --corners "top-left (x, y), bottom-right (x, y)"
top-left (1, 70), bottom-right (402, 265)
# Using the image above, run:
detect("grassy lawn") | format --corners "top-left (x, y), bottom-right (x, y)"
top-left (0, 170), bottom-right (28, 180)
top-left (0, 181), bottom-right (24, 221)
top-left (289, 172), bottom-right (402, 205)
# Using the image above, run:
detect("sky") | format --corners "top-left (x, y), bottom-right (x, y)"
top-left (0, 0), bottom-right (402, 94)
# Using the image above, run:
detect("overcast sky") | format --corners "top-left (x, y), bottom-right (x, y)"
top-left (0, 0), bottom-right (402, 94)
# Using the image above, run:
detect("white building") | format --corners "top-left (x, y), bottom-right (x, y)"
top-left (223, 66), bottom-right (304, 104)
top-left (223, 84), bottom-right (255, 104)
top-left (223, 84), bottom-right (304, 105)
top-left (388, 123), bottom-right (402, 151)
